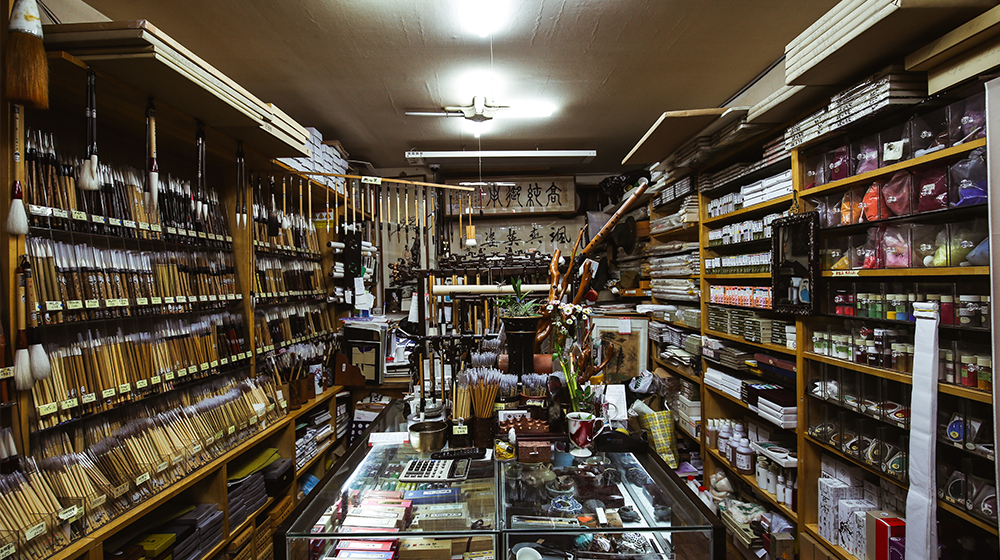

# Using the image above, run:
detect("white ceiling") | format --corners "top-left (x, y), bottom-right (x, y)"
top-left (71, 0), bottom-right (839, 175)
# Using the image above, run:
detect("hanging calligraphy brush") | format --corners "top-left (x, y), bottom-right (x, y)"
top-left (235, 142), bottom-right (244, 229)
top-left (79, 69), bottom-right (100, 191)
top-left (6, 105), bottom-right (28, 235)
top-left (24, 256), bottom-right (49, 381)
top-left (147, 99), bottom-right (159, 209)
top-left (465, 193), bottom-right (477, 247)
top-left (14, 257), bottom-right (32, 390)
top-left (5, 0), bottom-right (48, 109)
top-left (267, 176), bottom-right (279, 237)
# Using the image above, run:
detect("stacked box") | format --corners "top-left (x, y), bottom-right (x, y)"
top-left (818, 477), bottom-right (862, 542)
top-left (837, 499), bottom-right (877, 551)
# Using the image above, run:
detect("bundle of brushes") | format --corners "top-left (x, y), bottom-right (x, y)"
top-left (0, 469), bottom-right (71, 560)
top-left (469, 351), bottom-right (497, 368)
top-left (452, 372), bottom-right (471, 420)
top-left (26, 237), bottom-right (238, 324)
top-left (263, 340), bottom-right (331, 384)
top-left (498, 373), bottom-right (518, 399)
top-left (466, 367), bottom-right (502, 419)
top-left (29, 310), bottom-right (248, 427)
top-left (254, 257), bottom-right (324, 296)
top-left (521, 373), bottom-right (548, 398)
top-left (253, 303), bottom-right (333, 351)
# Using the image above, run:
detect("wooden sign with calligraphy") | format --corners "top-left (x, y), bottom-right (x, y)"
top-left (444, 176), bottom-right (577, 216)
top-left (448, 215), bottom-right (586, 254)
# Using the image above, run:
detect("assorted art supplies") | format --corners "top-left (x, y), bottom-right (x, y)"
top-left (253, 303), bottom-right (333, 352)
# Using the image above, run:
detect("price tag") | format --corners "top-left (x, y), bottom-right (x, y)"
top-left (90, 494), bottom-right (107, 508)
top-left (176, 295), bottom-right (187, 303)
top-left (199, 295), bottom-right (207, 302)
top-left (108, 217), bottom-right (122, 226)
top-left (60, 398), bottom-right (79, 410)
top-left (208, 233), bottom-right (217, 241)
top-left (205, 436), bottom-right (215, 446)
top-left (27, 204), bottom-right (48, 216)
top-left (831, 270), bottom-right (860, 277)
top-left (618, 317), bottom-right (632, 334)
top-left (136, 379), bottom-right (148, 389)
top-left (192, 444), bottom-right (202, 454)
top-left (24, 521), bottom-right (46, 541)
top-left (81, 393), bottom-right (97, 404)
top-left (123, 219), bottom-right (136, 228)
top-left (220, 358), bottom-right (229, 365)
top-left (156, 461), bottom-right (168, 473)
top-left (136, 297), bottom-right (149, 306)
top-left (164, 296), bottom-right (175, 304)
top-left (198, 231), bottom-right (207, 239)
top-left (279, 400), bottom-right (287, 409)
top-left (0, 543), bottom-right (13, 560)
top-left (112, 483), bottom-right (129, 498)
top-left (151, 224), bottom-right (162, 232)
top-left (249, 414), bottom-right (258, 424)
top-left (227, 293), bottom-right (236, 300)
top-left (135, 472), bottom-right (150, 485)
top-left (166, 226), bottom-right (177, 234)
top-left (226, 236), bottom-right (233, 243)
top-left (268, 345), bottom-right (275, 351)
top-left (165, 371), bottom-right (175, 381)
top-left (210, 360), bottom-right (218, 368)
top-left (151, 297), bottom-right (162, 305)
top-left (38, 402), bottom-right (58, 416)
top-left (118, 383), bottom-right (131, 394)
top-left (453, 425), bottom-right (469, 435)
top-left (215, 431), bottom-right (223, 440)
top-left (267, 404), bottom-right (275, 412)
top-left (199, 362), bottom-right (209, 371)
top-left (45, 301), bottom-right (64, 311)
top-left (72, 210), bottom-right (88, 221)
top-left (151, 376), bottom-right (161, 385)
top-left (236, 294), bottom-right (243, 300)
top-left (52, 208), bottom-right (69, 219)
top-left (91, 215), bottom-right (105, 224)
top-left (177, 228), bottom-right (187, 236)
top-left (361, 176), bottom-right (382, 185)
top-left (0, 367), bottom-right (13, 379)
top-left (58, 505), bottom-right (79, 521)
top-left (209, 294), bottom-right (218, 301)
top-left (138, 222), bottom-right (150, 230)
top-left (170, 455), bottom-right (183, 466)
top-left (85, 299), bottom-right (100, 309)
top-left (177, 368), bottom-right (187, 377)
top-left (228, 425), bottom-right (235, 435)
top-left (67, 300), bottom-right (83, 310)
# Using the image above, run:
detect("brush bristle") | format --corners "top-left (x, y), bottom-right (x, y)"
top-left (14, 349), bottom-right (32, 390)
top-left (6, 198), bottom-right (28, 235)
top-left (4, 32), bottom-right (48, 110)
top-left (29, 344), bottom-right (50, 380)
top-left (79, 155), bottom-right (100, 191)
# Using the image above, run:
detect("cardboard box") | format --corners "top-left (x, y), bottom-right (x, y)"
top-left (769, 532), bottom-right (795, 560)
top-left (837, 499), bottom-right (876, 550)
top-left (852, 510), bottom-right (868, 559)
top-left (821, 454), bottom-right (839, 478)
top-left (398, 539), bottom-right (450, 560)
top-left (866, 512), bottom-right (905, 560)
top-left (449, 537), bottom-right (492, 555)
top-left (818, 477), bottom-right (859, 541)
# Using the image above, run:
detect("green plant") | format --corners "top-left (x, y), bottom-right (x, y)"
top-left (495, 278), bottom-right (540, 317)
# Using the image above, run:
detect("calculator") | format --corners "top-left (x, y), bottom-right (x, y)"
top-left (398, 459), bottom-right (471, 482)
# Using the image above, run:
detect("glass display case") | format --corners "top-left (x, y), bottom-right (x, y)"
top-left (278, 400), bottom-right (723, 560)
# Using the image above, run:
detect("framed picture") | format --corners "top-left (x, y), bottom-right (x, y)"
top-left (771, 211), bottom-right (819, 315)
top-left (444, 176), bottom-right (577, 215)
top-left (589, 316), bottom-right (649, 383)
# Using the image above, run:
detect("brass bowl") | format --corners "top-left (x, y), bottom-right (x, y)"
top-left (409, 421), bottom-right (449, 454)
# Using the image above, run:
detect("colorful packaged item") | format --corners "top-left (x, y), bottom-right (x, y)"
top-left (829, 145), bottom-right (851, 181)
top-left (909, 223), bottom-right (947, 268)
top-left (853, 135), bottom-right (879, 175)
top-left (949, 147), bottom-right (987, 207)
top-left (861, 227), bottom-right (886, 269)
top-left (880, 122), bottom-right (910, 166)
top-left (914, 167), bottom-right (948, 213)
top-left (948, 92), bottom-right (986, 146)
top-left (861, 180), bottom-right (887, 222)
top-left (882, 227), bottom-right (910, 269)
top-left (911, 108), bottom-right (949, 157)
top-left (881, 171), bottom-right (912, 217)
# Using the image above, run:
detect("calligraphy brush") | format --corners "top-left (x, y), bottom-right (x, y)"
top-left (268, 176), bottom-right (279, 237)
top-left (24, 255), bottom-right (50, 380)
top-left (14, 257), bottom-right (32, 390)
top-left (6, 105), bottom-right (28, 235)
top-left (5, 0), bottom-right (48, 109)
top-left (79, 69), bottom-right (100, 191)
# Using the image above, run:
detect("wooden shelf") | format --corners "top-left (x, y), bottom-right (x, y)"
top-left (704, 329), bottom-right (796, 356)
top-left (705, 384), bottom-right (751, 411)
top-left (651, 223), bottom-right (699, 238)
top-left (805, 433), bottom-right (908, 491)
top-left (296, 442), bottom-right (333, 479)
top-left (822, 266), bottom-right (989, 277)
top-left (804, 524), bottom-right (855, 560)
top-left (804, 353), bottom-right (992, 404)
top-left (938, 498), bottom-right (1000, 535)
top-left (706, 447), bottom-right (798, 522)
top-left (703, 273), bottom-right (772, 279)
top-left (802, 138), bottom-right (986, 198)
top-left (622, 107), bottom-right (734, 165)
top-left (652, 355), bottom-right (702, 385)
top-left (702, 194), bottom-right (795, 226)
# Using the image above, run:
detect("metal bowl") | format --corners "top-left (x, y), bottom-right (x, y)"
top-left (409, 421), bottom-right (449, 454)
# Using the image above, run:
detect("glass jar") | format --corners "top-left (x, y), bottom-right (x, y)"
top-left (835, 289), bottom-right (855, 316)
top-left (940, 349), bottom-right (955, 384)
top-left (865, 340), bottom-right (880, 367)
top-left (939, 295), bottom-right (954, 326)
top-left (891, 344), bottom-right (905, 372)
top-left (856, 293), bottom-right (869, 318)
top-left (833, 335), bottom-right (850, 360)
top-left (960, 355), bottom-right (978, 387)
top-left (886, 294), bottom-right (906, 321)
top-left (976, 355), bottom-right (992, 391)
top-left (868, 293), bottom-right (884, 319)
top-left (958, 295), bottom-right (981, 327)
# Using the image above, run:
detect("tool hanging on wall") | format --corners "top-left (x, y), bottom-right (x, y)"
top-left (465, 193), bottom-right (477, 247)
top-left (79, 69), bottom-right (100, 191)
top-left (147, 98), bottom-right (159, 210)
top-left (13, 257), bottom-right (32, 390)
top-left (7, 105), bottom-right (29, 235)
top-left (267, 176), bottom-right (279, 237)
top-left (23, 256), bottom-right (49, 381)
top-left (5, 0), bottom-right (49, 110)
top-left (235, 141), bottom-right (245, 229)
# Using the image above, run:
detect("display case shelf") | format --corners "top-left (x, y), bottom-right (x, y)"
top-left (706, 447), bottom-right (798, 522)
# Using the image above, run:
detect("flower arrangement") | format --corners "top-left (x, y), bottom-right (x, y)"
top-left (495, 277), bottom-right (540, 317)
top-left (546, 300), bottom-right (594, 413)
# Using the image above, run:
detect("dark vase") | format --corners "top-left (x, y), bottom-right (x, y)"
top-left (502, 315), bottom-right (540, 381)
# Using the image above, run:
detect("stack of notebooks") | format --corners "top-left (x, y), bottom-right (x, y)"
top-left (698, 136), bottom-right (791, 194)
top-left (652, 175), bottom-right (695, 208)
top-left (785, 67), bottom-right (926, 149)
top-left (770, 320), bottom-right (796, 347)
top-left (336, 400), bottom-right (350, 440)
top-left (649, 195), bottom-right (699, 234)
top-left (228, 474), bottom-right (268, 529)
top-left (650, 278), bottom-right (700, 302)
top-left (649, 253), bottom-right (700, 278)
top-left (176, 503), bottom-right (224, 559)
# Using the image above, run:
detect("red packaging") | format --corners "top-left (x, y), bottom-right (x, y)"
top-left (335, 551), bottom-right (396, 560)
top-left (336, 541), bottom-right (397, 551)
top-left (365, 491), bottom-right (404, 500)
top-left (874, 517), bottom-right (905, 560)
top-left (914, 167), bottom-right (948, 213)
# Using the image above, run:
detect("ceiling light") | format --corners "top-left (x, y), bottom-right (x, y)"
top-left (459, 181), bottom-right (516, 186)
top-left (501, 101), bottom-right (555, 118)
top-left (463, 120), bottom-right (492, 137)
top-left (457, 0), bottom-right (510, 37)
top-left (406, 149), bottom-right (597, 165)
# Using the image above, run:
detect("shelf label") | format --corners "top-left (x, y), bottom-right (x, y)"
top-left (267, 404), bottom-right (275, 412)
top-left (165, 372), bottom-right (175, 381)
top-left (91, 215), bottom-right (106, 224)
top-left (72, 210), bottom-right (88, 221)
top-left (51, 208), bottom-right (68, 219)
top-left (226, 236), bottom-right (233, 242)
top-left (164, 297), bottom-right (175, 304)
top-left (135, 472), bottom-right (150, 485)
top-left (67, 299), bottom-right (83, 310)
top-left (136, 379), bottom-right (148, 389)
top-left (249, 414), bottom-right (258, 424)
top-left (453, 425), bottom-right (468, 435)
top-left (210, 360), bottom-right (219, 368)
top-left (171, 455), bottom-right (183, 466)
top-left (81, 393), bottom-right (97, 404)
top-left (139, 222), bottom-right (150, 230)
top-left (122, 219), bottom-right (136, 228)
top-left (60, 398), bottom-right (79, 410)
top-left (0, 367), bottom-right (13, 379)
top-left (177, 228), bottom-right (187, 236)
top-left (209, 294), bottom-right (218, 301)
top-left (166, 227), bottom-right (177, 234)
top-left (198, 231), bottom-right (207, 239)
top-left (151, 297), bottom-right (163, 305)
top-left (38, 402), bottom-right (57, 416)
top-left (177, 368), bottom-right (187, 377)
top-left (136, 297), bottom-right (149, 306)
top-left (58, 505), bottom-right (79, 521)
top-left (176, 295), bottom-right (187, 303)
top-left (220, 358), bottom-right (229, 366)
top-left (215, 430), bottom-right (224, 440)
top-left (192, 444), bottom-right (202, 454)
top-left (45, 300), bottom-right (63, 311)
top-left (831, 270), bottom-right (860, 277)
top-left (156, 461), bottom-right (168, 473)
top-left (279, 400), bottom-right (287, 409)
top-left (361, 176), bottom-right (382, 185)
top-left (205, 436), bottom-right (215, 446)
top-left (85, 299), bottom-right (100, 309)
top-left (118, 383), bottom-right (131, 394)
top-left (151, 376), bottom-right (162, 385)
top-left (108, 217), bottom-right (122, 226)
top-left (0, 543), bottom-right (13, 560)
top-left (199, 362), bottom-right (209, 371)
top-left (112, 483), bottom-right (129, 498)
top-left (228, 425), bottom-right (235, 435)
top-left (151, 224), bottom-right (162, 232)
top-left (27, 204), bottom-right (48, 216)
top-left (24, 521), bottom-right (46, 541)
top-left (90, 494), bottom-right (107, 508)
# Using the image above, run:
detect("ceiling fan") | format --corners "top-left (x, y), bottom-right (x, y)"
top-left (405, 95), bottom-right (509, 123)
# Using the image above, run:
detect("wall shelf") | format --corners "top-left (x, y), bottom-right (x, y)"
top-left (707, 447), bottom-right (798, 523)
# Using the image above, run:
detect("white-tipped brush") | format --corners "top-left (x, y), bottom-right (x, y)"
top-left (6, 180), bottom-right (28, 235)
top-left (14, 347), bottom-right (31, 390)
top-left (79, 69), bottom-right (100, 191)
top-left (28, 337), bottom-right (49, 381)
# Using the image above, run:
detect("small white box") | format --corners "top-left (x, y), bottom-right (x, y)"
top-left (821, 454), bottom-right (839, 478)
top-left (836, 458), bottom-right (865, 488)
top-left (837, 499), bottom-right (876, 550)
top-left (819, 477), bottom-right (863, 542)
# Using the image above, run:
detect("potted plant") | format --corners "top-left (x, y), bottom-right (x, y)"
top-left (495, 278), bottom-right (541, 381)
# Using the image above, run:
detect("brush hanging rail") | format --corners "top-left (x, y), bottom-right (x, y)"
top-left (272, 170), bottom-right (475, 192)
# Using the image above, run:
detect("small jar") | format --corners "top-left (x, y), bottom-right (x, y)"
top-left (958, 295), bottom-right (981, 327)
top-left (906, 293), bottom-right (917, 322)
top-left (980, 296), bottom-right (990, 329)
top-left (940, 295), bottom-right (954, 326)
top-left (940, 349), bottom-right (956, 384)
top-left (866, 340), bottom-right (880, 367)
top-left (834, 335), bottom-right (850, 360)
top-left (856, 294), bottom-right (869, 318)
top-left (868, 293), bottom-right (884, 319)
top-left (855, 338), bottom-right (868, 365)
top-left (960, 355), bottom-right (978, 387)
top-left (834, 290), bottom-right (851, 316)
top-left (976, 355), bottom-right (992, 391)
top-left (891, 344), bottom-right (905, 372)
top-left (905, 344), bottom-right (914, 373)
top-left (819, 332), bottom-right (830, 355)
top-left (886, 294), bottom-right (904, 321)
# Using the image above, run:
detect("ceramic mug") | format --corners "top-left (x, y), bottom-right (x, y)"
top-left (566, 412), bottom-right (604, 457)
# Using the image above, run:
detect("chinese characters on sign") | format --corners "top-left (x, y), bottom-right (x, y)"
top-left (449, 216), bottom-right (586, 254)
top-left (445, 176), bottom-right (576, 216)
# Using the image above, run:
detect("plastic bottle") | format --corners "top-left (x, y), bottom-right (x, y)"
top-left (706, 420), bottom-right (718, 449)
top-left (776, 474), bottom-right (786, 501)
top-left (728, 424), bottom-right (744, 463)
top-left (698, 486), bottom-right (716, 513)
top-left (717, 423), bottom-right (731, 457)
top-left (686, 475), bottom-right (700, 494)
top-left (735, 438), bottom-right (754, 475)
top-left (768, 463), bottom-right (779, 494)
top-left (784, 477), bottom-right (794, 508)
top-left (756, 457), bottom-right (768, 489)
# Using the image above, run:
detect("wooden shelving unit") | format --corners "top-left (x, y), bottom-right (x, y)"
top-left (706, 448), bottom-right (798, 522)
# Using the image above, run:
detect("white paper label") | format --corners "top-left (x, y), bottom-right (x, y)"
top-left (618, 317), bottom-right (632, 334)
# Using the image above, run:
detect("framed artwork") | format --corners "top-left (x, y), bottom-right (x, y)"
top-left (589, 316), bottom-right (649, 383)
top-left (444, 176), bottom-right (577, 216)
